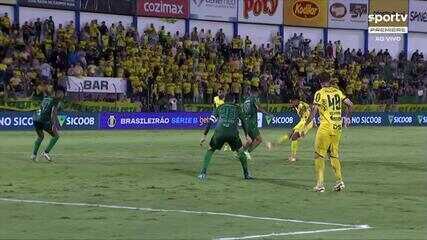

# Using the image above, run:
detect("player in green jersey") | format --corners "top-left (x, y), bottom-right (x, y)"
top-left (31, 88), bottom-right (64, 162)
top-left (199, 95), bottom-right (254, 181)
top-left (241, 87), bottom-right (271, 160)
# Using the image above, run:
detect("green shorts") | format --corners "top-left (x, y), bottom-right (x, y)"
top-left (210, 132), bottom-right (242, 151)
top-left (34, 121), bottom-right (52, 132)
top-left (247, 120), bottom-right (260, 139)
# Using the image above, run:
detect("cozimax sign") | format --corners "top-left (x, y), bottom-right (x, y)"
top-left (137, 0), bottom-right (189, 18)
top-left (239, 0), bottom-right (284, 24)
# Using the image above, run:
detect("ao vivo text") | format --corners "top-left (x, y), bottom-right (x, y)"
top-left (375, 36), bottom-right (402, 42)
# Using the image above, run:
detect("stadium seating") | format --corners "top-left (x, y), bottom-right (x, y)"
top-left (0, 14), bottom-right (425, 107)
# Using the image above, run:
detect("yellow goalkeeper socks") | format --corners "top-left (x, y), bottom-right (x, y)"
top-left (331, 158), bottom-right (343, 182)
top-left (291, 140), bottom-right (299, 156)
top-left (315, 157), bottom-right (325, 186)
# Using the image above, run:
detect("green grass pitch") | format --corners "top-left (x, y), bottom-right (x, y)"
top-left (0, 128), bottom-right (426, 240)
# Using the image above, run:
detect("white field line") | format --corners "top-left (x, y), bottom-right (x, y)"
top-left (214, 226), bottom-right (372, 240)
top-left (0, 197), bottom-right (369, 229)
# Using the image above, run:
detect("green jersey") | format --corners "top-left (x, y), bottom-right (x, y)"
top-left (212, 103), bottom-right (246, 134)
top-left (33, 97), bottom-right (59, 123)
top-left (242, 96), bottom-right (259, 122)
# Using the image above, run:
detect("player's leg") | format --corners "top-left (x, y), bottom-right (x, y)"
top-left (42, 124), bottom-right (60, 162)
top-left (313, 130), bottom-right (329, 192)
top-left (329, 133), bottom-right (345, 191)
top-left (32, 122), bottom-right (45, 161)
top-left (229, 135), bottom-right (253, 180)
top-left (289, 131), bottom-right (301, 162)
top-left (198, 134), bottom-right (222, 180)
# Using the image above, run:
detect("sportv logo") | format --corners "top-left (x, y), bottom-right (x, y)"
top-left (243, 0), bottom-right (278, 18)
top-left (293, 0), bottom-right (319, 19)
top-left (57, 115), bottom-right (96, 127)
top-left (368, 12), bottom-right (408, 24)
top-left (368, 12), bottom-right (408, 34)
top-left (143, 0), bottom-right (184, 15)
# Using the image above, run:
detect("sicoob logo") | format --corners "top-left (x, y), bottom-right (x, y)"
top-left (293, 0), bottom-right (319, 19)
top-left (243, 0), bottom-right (278, 18)
top-left (330, 2), bottom-right (347, 19)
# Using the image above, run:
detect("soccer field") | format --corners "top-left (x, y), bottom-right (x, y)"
top-left (0, 128), bottom-right (426, 240)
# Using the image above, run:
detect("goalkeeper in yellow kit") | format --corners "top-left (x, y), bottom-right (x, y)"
top-left (268, 98), bottom-right (313, 162)
top-left (306, 72), bottom-right (353, 192)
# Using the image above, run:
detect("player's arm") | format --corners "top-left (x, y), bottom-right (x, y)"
top-left (200, 110), bottom-right (217, 146)
top-left (256, 104), bottom-right (273, 117)
top-left (306, 104), bottom-right (318, 128)
top-left (238, 108), bottom-right (251, 143)
top-left (51, 105), bottom-right (59, 132)
top-left (307, 92), bottom-right (321, 127)
top-left (343, 98), bottom-right (353, 128)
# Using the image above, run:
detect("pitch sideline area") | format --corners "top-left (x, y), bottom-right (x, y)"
top-left (0, 197), bottom-right (371, 240)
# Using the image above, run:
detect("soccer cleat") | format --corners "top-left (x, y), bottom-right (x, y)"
top-left (31, 154), bottom-right (38, 162)
top-left (244, 151), bottom-right (252, 161)
top-left (333, 181), bottom-right (345, 192)
top-left (288, 156), bottom-right (297, 163)
top-left (314, 185), bottom-right (326, 193)
top-left (244, 172), bottom-right (255, 180)
top-left (41, 152), bottom-right (53, 162)
top-left (278, 134), bottom-right (289, 145)
top-left (197, 173), bottom-right (207, 181)
top-left (266, 142), bottom-right (273, 150)
top-left (223, 145), bottom-right (231, 152)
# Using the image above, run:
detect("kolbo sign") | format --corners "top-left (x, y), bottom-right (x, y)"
top-left (138, 0), bottom-right (189, 18)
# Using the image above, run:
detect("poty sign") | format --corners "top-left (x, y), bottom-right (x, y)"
top-left (67, 76), bottom-right (127, 94)
top-left (239, 0), bottom-right (283, 24)
top-left (137, 0), bottom-right (189, 18)
top-left (409, 0), bottom-right (427, 33)
top-left (190, 0), bottom-right (238, 21)
top-left (328, 0), bottom-right (368, 30)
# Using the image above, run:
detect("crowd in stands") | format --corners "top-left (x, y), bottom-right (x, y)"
top-left (0, 13), bottom-right (426, 111)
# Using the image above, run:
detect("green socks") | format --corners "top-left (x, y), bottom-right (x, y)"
top-left (44, 136), bottom-right (59, 154)
top-left (33, 137), bottom-right (44, 155)
top-left (291, 140), bottom-right (299, 156)
top-left (237, 150), bottom-right (249, 175)
top-left (201, 149), bottom-right (214, 174)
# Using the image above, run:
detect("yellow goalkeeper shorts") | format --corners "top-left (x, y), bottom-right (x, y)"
top-left (314, 129), bottom-right (342, 159)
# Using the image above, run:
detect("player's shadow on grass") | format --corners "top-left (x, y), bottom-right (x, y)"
top-left (177, 168), bottom-right (311, 190)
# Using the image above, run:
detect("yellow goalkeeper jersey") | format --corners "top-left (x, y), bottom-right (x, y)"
top-left (313, 87), bottom-right (347, 133)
